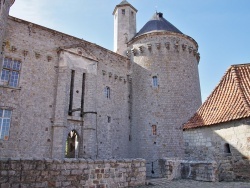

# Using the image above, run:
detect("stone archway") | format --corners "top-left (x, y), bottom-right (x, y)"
top-left (65, 130), bottom-right (79, 158)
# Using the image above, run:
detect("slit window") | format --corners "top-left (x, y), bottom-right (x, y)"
top-left (224, 143), bottom-right (231, 154)
top-left (107, 116), bottom-right (111, 123)
top-left (0, 58), bottom-right (21, 87)
top-left (0, 109), bottom-right (12, 140)
top-left (152, 125), bottom-right (157, 135)
top-left (152, 76), bottom-right (158, 87)
top-left (68, 70), bottom-right (75, 116)
top-left (122, 9), bottom-right (125, 15)
top-left (105, 86), bottom-right (110, 99)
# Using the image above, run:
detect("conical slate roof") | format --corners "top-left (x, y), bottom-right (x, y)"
top-left (183, 63), bottom-right (250, 130)
top-left (135, 12), bottom-right (182, 37)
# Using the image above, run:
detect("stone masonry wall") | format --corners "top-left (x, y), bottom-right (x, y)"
top-left (0, 16), bottom-right (130, 159)
top-left (159, 158), bottom-right (218, 182)
top-left (0, 158), bottom-right (146, 188)
top-left (128, 32), bottom-right (202, 177)
top-left (183, 118), bottom-right (250, 181)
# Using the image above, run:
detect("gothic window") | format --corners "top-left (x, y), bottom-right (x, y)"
top-left (105, 86), bottom-right (110, 99)
top-left (65, 130), bottom-right (79, 158)
top-left (0, 109), bottom-right (12, 140)
top-left (152, 76), bottom-right (158, 87)
top-left (122, 9), bottom-right (125, 15)
top-left (152, 125), bottom-right (157, 135)
top-left (0, 58), bottom-right (21, 87)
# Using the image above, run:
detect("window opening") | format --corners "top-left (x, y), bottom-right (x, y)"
top-left (224, 143), bottom-right (231, 154)
top-left (0, 58), bottom-right (21, 87)
top-left (0, 109), bottom-right (12, 140)
top-left (107, 116), bottom-right (111, 123)
top-left (152, 76), bottom-right (158, 87)
top-left (68, 70), bottom-right (75, 115)
top-left (80, 73), bottom-right (85, 117)
top-left (105, 86), bottom-right (110, 99)
top-left (122, 9), bottom-right (125, 15)
top-left (152, 125), bottom-right (157, 135)
top-left (65, 130), bottom-right (79, 158)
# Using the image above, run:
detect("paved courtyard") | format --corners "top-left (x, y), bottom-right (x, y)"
top-left (134, 179), bottom-right (250, 188)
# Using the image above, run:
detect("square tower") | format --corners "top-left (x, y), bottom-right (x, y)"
top-left (113, 0), bottom-right (137, 56)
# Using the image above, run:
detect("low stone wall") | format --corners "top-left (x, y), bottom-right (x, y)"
top-left (0, 158), bottom-right (146, 188)
top-left (159, 158), bottom-right (217, 182)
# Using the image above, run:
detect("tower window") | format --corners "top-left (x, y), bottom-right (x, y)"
top-left (152, 125), bottom-right (157, 135)
top-left (224, 143), bottom-right (231, 154)
top-left (152, 76), bottom-right (158, 87)
top-left (105, 86), bottom-right (110, 99)
top-left (122, 9), bottom-right (125, 15)
top-left (0, 109), bottom-right (12, 140)
top-left (131, 11), bottom-right (134, 16)
top-left (107, 116), bottom-right (111, 123)
top-left (0, 58), bottom-right (21, 88)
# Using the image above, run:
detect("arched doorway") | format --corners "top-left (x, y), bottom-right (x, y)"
top-left (65, 130), bottom-right (79, 158)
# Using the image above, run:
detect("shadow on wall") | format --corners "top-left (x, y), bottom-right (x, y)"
top-left (183, 116), bottom-right (250, 182)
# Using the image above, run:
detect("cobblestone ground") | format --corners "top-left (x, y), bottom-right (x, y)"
top-left (134, 179), bottom-right (250, 188)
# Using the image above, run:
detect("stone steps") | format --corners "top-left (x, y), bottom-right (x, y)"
top-left (146, 178), bottom-right (170, 186)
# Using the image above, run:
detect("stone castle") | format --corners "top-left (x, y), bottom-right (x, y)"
top-left (0, 0), bottom-right (202, 177)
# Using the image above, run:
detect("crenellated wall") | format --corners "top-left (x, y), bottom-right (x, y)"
top-left (128, 32), bottom-right (202, 177)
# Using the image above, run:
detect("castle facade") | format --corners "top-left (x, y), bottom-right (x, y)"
top-left (0, 0), bottom-right (201, 177)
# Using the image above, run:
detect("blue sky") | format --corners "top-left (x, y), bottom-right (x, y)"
top-left (10, 0), bottom-right (250, 102)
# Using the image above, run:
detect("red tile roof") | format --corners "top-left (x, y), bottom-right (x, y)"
top-left (183, 63), bottom-right (250, 130)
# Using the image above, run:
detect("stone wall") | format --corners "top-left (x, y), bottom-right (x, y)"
top-left (159, 158), bottom-right (217, 182)
top-left (128, 31), bottom-right (201, 177)
top-left (0, 15), bottom-right (130, 159)
top-left (0, 158), bottom-right (146, 188)
top-left (183, 118), bottom-right (250, 181)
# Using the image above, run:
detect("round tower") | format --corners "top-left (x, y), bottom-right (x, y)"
top-left (0, 0), bottom-right (15, 57)
top-left (113, 0), bottom-right (137, 56)
top-left (128, 12), bottom-right (202, 177)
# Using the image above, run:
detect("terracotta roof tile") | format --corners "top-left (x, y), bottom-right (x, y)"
top-left (183, 63), bottom-right (250, 130)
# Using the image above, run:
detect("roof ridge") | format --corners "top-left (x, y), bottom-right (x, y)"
top-left (231, 66), bottom-right (250, 113)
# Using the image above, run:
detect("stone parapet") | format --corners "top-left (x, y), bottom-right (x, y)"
top-left (0, 158), bottom-right (146, 188)
top-left (159, 158), bottom-right (218, 182)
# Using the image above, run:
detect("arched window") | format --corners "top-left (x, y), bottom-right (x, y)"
top-left (105, 86), bottom-right (110, 99)
top-left (224, 143), bottom-right (231, 154)
top-left (152, 76), bottom-right (158, 87)
top-left (65, 130), bottom-right (79, 158)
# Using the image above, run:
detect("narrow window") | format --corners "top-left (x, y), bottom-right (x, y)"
top-left (152, 125), bottom-right (157, 135)
top-left (0, 58), bottom-right (21, 87)
top-left (0, 109), bottom-right (12, 140)
top-left (105, 86), bottom-right (110, 99)
top-left (152, 76), bottom-right (158, 87)
top-left (131, 11), bottom-right (134, 16)
top-left (80, 73), bottom-right (85, 117)
top-left (122, 9), bottom-right (125, 15)
top-left (107, 116), bottom-right (111, 123)
top-left (68, 70), bottom-right (75, 116)
top-left (224, 143), bottom-right (231, 154)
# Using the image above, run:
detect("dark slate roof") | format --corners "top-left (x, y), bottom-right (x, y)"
top-left (113, 0), bottom-right (137, 15)
top-left (135, 12), bottom-right (182, 37)
top-left (118, 0), bottom-right (130, 6)
top-left (183, 63), bottom-right (250, 130)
